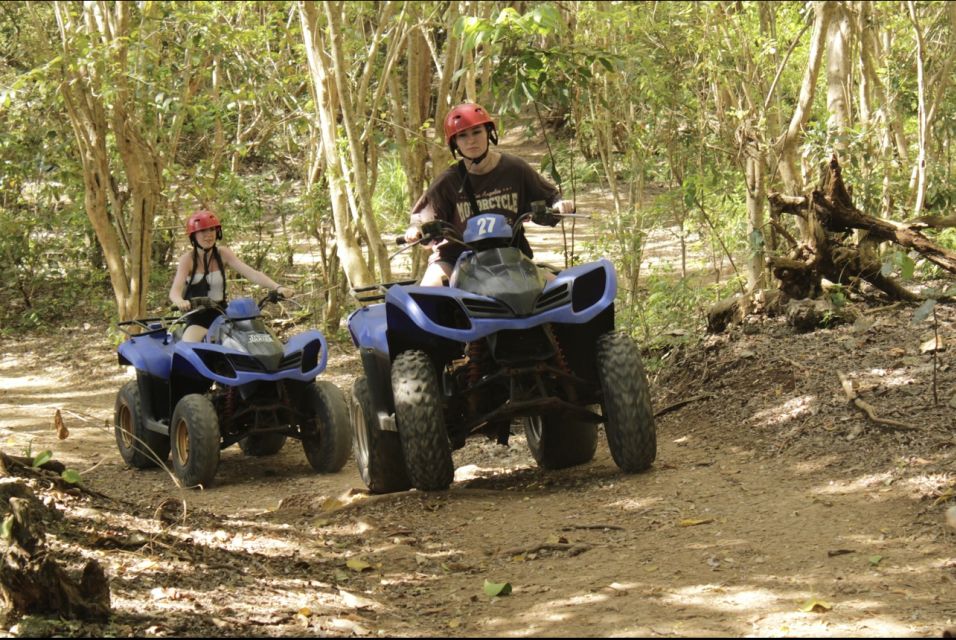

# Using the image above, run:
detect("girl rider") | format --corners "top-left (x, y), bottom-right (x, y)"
top-left (169, 210), bottom-right (294, 342)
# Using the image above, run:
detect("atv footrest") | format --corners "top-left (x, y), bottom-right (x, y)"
top-left (463, 397), bottom-right (602, 434)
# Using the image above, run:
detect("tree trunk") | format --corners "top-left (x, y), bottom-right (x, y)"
top-left (825, 2), bottom-right (852, 157)
top-left (299, 1), bottom-right (372, 289)
top-left (774, 0), bottom-right (835, 206)
top-left (906, 1), bottom-right (928, 215)
top-left (53, 1), bottom-right (192, 321)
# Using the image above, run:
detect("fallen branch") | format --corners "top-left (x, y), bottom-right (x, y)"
top-left (560, 524), bottom-right (625, 531)
top-left (654, 393), bottom-right (716, 417)
top-left (498, 542), bottom-right (591, 558)
top-left (837, 372), bottom-right (915, 432)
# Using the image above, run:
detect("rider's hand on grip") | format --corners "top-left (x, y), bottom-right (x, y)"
top-left (190, 296), bottom-right (213, 310)
top-left (530, 200), bottom-right (559, 226)
top-left (420, 220), bottom-right (444, 244)
top-left (403, 225), bottom-right (421, 245)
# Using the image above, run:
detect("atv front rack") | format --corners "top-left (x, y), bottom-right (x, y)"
top-left (351, 279), bottom-right (418, 303)
top-left (117, 316), bottom-right (179, 337)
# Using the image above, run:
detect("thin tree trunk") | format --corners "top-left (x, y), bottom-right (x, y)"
top-left (299, 1), bottom-right (372, 289)
top-left (907, 1), bottom-right (928, 215)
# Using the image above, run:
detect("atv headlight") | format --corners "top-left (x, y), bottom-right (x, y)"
top-left (409, 293), bottom-right (472, 330)
top-left (195, 349), bottom-right (237, 378)
top-left (571, 267), bottom-right (607, 312)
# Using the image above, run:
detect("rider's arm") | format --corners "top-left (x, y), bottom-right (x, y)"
top-left (405, 202), bottom-right (438, 243)
top-left (169, 253), bottom-right (193, 311)
top-left (219, 246), bottom-right (294, 298)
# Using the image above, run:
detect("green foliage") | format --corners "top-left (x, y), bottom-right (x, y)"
top-left (458, 4), bottom-right (619, 115)
top-left (373, 151), bottom-right (411, 234)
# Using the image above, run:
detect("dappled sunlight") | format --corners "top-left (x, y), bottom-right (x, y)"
top-left (863, 367), bottom-right (922, 388)
top-left (789, 454), bottom-right (846, 474)
top-left (0, 370), bottom-right (65, 391)
top-left (606, 495), bottom-right (661, 512)
top-left (662, 582), bottom-right (782, 612)
top-left (748, 394), bottom-right (817, 428)
top-left (813, 472), bottom-right (895, 495)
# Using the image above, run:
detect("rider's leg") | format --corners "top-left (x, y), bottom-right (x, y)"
top-left (182, 325), bottom-right (208, 342)
top-left (420, 260), bottom-right (453, 286)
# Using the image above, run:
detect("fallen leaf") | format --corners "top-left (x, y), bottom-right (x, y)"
top-left (339, 589), bottom-right (376, 610)
top-left (346, 557), bottom-right (372, 572)
top-left (320, 497), bottom-right (346, 512)
top-left (448, 618), bottom-right (461, 629)
top-left (868, 555), bottom-right (883, 566)
top-left (54, 410), bottom-right (69, 440)
top-left (799, 598), bottom-right (832, 613)
top-left (679, 518), bottom-right (714, 527)
top-left (297, 607), bottom-right (312, 617)
top-left (920, 336), bottom-right (945, 354)
top-left (483, 579), bottom-right (512, 597)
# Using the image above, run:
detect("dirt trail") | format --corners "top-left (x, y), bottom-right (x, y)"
top-left (1, 133), bottom-right (955, 637)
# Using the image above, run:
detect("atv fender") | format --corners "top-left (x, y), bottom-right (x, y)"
top-left (360, 347), bottom-right (398, 432)
top-left (118, 336), bottom-right (172, 380)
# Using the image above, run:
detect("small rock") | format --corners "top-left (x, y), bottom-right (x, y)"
top-left (946, 506), bottom-right (956, 530)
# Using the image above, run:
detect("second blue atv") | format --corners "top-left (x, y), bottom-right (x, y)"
top-left (114, 292), bottom-right (351, 488)
top-left (347, 204), bottom-right (656, 493)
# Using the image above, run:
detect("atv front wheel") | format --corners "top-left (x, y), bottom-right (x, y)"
top-left (169, 394), bottom-right (221, 488)
top-left (392, 350), bottom-right (453, 491)
top-left (351, 377), bottom-right (411, 494)
top-left (114, 380), bottom-right (170, 469)
top-left (239, 433), bottom-right (287, 456)
top-left (525, 414), bottom-right (598, 470)
top-left (301, 381), bottom-right (351, 473)
top-left (595, 331), bottom-right (656, 472)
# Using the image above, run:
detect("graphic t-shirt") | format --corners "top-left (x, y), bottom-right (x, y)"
top-left (411, 153), bottom-right (560, 263)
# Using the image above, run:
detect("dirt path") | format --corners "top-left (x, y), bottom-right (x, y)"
top-left (2, 289), bottom-right (955, 637)
top-left (2, 132), bottom-right (955, 636)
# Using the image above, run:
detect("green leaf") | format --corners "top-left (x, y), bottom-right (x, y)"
top-left (32, 450), bottom-right (52, 468)
top-left (61, 469), bottom-right (82, 484)
top-left (899, 253), bottom-right (915, 280)
top-left (868, 554), bottom-right (883, 566)
top-left (483, 579), bottom-right (512, 597)
top-left (1, 514), bottom-right (13, 541)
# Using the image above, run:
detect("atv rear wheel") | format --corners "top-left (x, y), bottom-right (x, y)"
top-left (301, 380), bottom-right (351, 473)
top-left (238, 433), bottom-right (287, 456)
top-left (392, 350), bottom-right (453, 491)
top-left (351, 377), bottom-right (411, 494)
top-left (525, 414), bottom-right (598, 470)
top-left (114, 380), bottom-right (170, 469)
top-left (169, 394), bottom-right (221, 488)
top-left (595, 331), bottom-right (656, 472)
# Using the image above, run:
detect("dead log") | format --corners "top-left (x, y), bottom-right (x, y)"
top-left (0, 461), bottom-right (110, 622)
top-left (770, 156), bottom-right (956, 288)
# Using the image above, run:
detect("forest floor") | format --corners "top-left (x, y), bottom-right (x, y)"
top-left (2, 135), bottom-right (956, 637)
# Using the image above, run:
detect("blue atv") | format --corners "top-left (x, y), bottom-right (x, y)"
top-left (114, 292), bottom-right (351, 488)
top-left (347, 203), bottom-right (656, 493)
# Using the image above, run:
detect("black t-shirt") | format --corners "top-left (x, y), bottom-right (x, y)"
top-left (411, 153), bottom-right (559, 262)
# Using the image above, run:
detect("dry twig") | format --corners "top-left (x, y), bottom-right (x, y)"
top-left (838, 372), bottom-right (915, 432)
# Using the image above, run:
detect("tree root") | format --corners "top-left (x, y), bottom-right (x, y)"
top-left (838, 372), bottom-right (915, 432)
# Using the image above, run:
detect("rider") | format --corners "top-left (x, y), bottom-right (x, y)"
top-left (169, 209), bottom-right (294, 342)
top-left (403, 102), bottom-right (575, 286)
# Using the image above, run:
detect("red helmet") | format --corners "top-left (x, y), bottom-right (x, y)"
top-left (443, 103), bottom-right (498, 154)
top-left (186, 210), bottom-right (222, 240)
